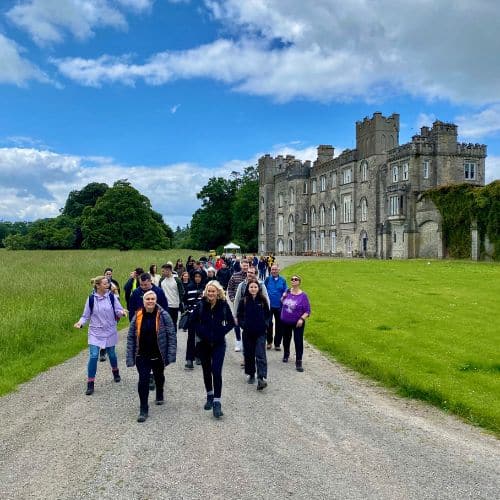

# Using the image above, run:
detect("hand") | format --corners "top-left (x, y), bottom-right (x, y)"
top-left (74, 321), bottom-right (82, 329)
top-left (296, 318), bottom-right (304, 327)
top-left (122, 309), bottom-right (129, 318)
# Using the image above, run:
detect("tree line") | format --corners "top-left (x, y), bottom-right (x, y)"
top-left (1, 166), bottom-right (259, 252)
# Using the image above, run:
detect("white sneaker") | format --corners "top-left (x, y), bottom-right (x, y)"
top-left (234, 340), bottom-right (242, 352)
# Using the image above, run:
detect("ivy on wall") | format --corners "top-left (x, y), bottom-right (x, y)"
top-left (425, 181), bottom-right (500, 260)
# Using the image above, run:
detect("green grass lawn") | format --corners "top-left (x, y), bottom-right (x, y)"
top-left (282, 259), bottom-right (500, 435)
top-left (0, 249), bottom-right (197, 396)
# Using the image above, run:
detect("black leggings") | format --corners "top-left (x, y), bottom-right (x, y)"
top-left (197, 341), bottom-right (226, 398)
top-left (136, 356), bottom-right (165, 412)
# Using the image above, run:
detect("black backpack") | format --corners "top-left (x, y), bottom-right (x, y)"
top-left (89, 293), bottom-right (120, 322)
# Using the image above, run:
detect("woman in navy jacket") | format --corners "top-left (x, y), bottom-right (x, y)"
top-left (190, 280), bottom-right (235, 418)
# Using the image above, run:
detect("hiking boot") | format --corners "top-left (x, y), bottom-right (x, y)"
top-left (137, 411), bottom-right (148, 423)
top-left (185, 360), bottom-right (194, 370)
top-left (213, 401), bottom-right (223, 418)
top-left (282, 356), bottom-right (289, 363)
top-left (274, 346), bottom-right (281, 351)
top-left (257, 378), bottom-right (268, 391)
top-left (195, 357), bottom-right (202, 365)
top-left (113, 369), bottom-right (121, 383)
top-left (155, 391), bottom-right (164, 405)
top-left (296, 361), bottom-right (304, 372)
top-left (85, 381), bottom-right (94, 395)
top-left (247, 375), bottom-right (255, 384)
top-left (204, 394), bottom-right (214, 410)
top-left (99, 349), bottom-right (106, 362)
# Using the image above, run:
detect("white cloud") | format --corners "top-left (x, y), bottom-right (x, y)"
top-left (48, 0), bottom-right (500, 106)
top-left (0, 147), bottom-right (236, 227)
top-left (5, 0), bottom-right (155, 46)
top-left (485, 156), bottom-right (500, 184)
top-left (456, 105), bottom-right (500, 140)
top-left (0, 33), bottom-right (48, 85)
top-left (170, 104), bottom-right (181, 114)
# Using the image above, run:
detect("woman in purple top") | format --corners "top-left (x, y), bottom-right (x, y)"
top-left (74, 275), bottom-right (128, 395)
top-left (280, 274), bottom-right (311, 372)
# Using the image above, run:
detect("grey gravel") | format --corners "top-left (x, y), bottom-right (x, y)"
top-left (0, 257), bottom-right (498, 499)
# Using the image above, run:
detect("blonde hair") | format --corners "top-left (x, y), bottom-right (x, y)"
top-left (90, 275), bottom-right (107, 290)
top-left (143, 290), bottom-right (157, 302)
top-left (203, 280), bottom-right (226, 301)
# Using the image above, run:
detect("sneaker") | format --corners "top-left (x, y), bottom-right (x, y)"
top-left (99, 349), bottom-right (106, 362)
top-left (257, 378), bottom-right (267, 391)
top-left (184, 360), bottom-right (194, 370)
top-left (274, 346), bottom-right (282, 351)
top-left (234, 340), bottom-right (242, 352)
top-left (247, 375), bottom-right (255, 384)
top-left (85, 381), bottom-right (94, 396)
top-left (113, 370), bottom-right (121, 383)
top-left (282, 356), bottom-right (289, 363)
top-left (266, 343), bottom-right (272, 350)
top-left (137, 412), bottom-right (148, 423)
top-left (296, 361), bottom-right (304, 372)
top-left (213, 401), bottom-right (223, 418)
top-left (149, 375), bottom-right (155, 391)
top-left (204, 394), bottom-right (214, 411)
top-left (155, 399), bottom-right (165, 406)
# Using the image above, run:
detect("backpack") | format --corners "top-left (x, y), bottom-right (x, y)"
top-left (89, 293), bottom-right (120, 322)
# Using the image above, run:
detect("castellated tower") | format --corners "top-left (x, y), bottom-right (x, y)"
top-left (356, 112), bottom-right (400, 157)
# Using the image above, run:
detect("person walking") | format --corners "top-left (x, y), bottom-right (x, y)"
top-left (74, 275), bottom-right (128, 395)
top-left (227, 259), bottom-right (249, 352)
top-left (159, 262), bottom-right (184, 330)
top-left (183, 270), bottom-right (205, 369)
top-left (264, 264), bottom-right (288, 350)
top-left (126, 290), bottom-right (177, 422)
top-left (190, 280), bottom-right (235, 418)
top-left (237, 278), bottom-right (271, 390)
top-left (280, 275), bottom-right (311, 372)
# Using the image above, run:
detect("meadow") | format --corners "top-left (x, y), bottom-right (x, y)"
top-left (1, 250), bottom-right (499, 435)
top-left (282, 259), bottom-right (500, 435)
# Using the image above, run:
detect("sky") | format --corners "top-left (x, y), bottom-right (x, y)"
top-left (1, 0), bottom-right (499, 229)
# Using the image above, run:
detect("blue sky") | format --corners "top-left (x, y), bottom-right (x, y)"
top-left (1, 0), bottom-right (499, 229)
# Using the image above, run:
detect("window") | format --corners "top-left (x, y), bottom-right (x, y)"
top-left (360, 198), bottom-right (368, 222)
top-left (402, 162), bottom-right (409, 181)
top-left (331, 172), bottom-right (337, 188)
top-left (331, 204), bottom-right (336, 225)
top-left (361, 161), bottom-right (368, 182)
top-left (289, 187), bottom-right (295, 204)
top-left (278, 215), bottom-right (284, 235)
top-left (311, 206), bottom-right (317, 226)
top-left (320, 175), bottom-right (326, 191)
top-left (319, 205), bottom-right (325, 225)
top-left (260, 221), bottom-right (264, 235)
top-left (303, 240), bottom-right (308, 252)
top-left (303, 210), bottom-right (308, 224)
top-left (278, 239), bottom-right (284, 253)
top-left (392, 165), bottom-right (399, 183)
top-left (261, 196), bottom-right (265, 207)
top-left (320, 231), bottom-right (325, 252)
top-left (342, 194), bottom-right (352, 223)
top-left (423, 159), bottom-right (430, 179)
top-left (464, 162), bottom-right (476, 180)
top-left (288, 214), bottom-right (294, 233)
top-left (331, 231), bottom-right (337, 253)
top-left (342, 168), bottom-right (352, 184)
top-left (311, 179), bottom-right (317, 193)
top-left (303, 181), bottom-right (308, 194)
top-left (311, 232), bottom-right (316, 252)
top-left (278, 193), bottom-right (283, 207)
top-left (389, 195), bottom-right (399, 215)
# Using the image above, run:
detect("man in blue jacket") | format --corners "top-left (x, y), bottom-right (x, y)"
top-left (129, 273), bottom-right (169, 321)
top-left (264, 264), bottom-right (288, 350)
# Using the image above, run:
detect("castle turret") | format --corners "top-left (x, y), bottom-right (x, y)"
top-left (316, 145), bottom-right (334, 164)
top-left (356, 112), bottom-right (400, 157)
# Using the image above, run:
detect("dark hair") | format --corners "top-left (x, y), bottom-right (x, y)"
top-left (244, 278), bottom-right (266, 304)
top-left (135, 267), bottom-right (144, 275)
top-left (104, 267), bottom-right (113, 273)
top-left (149, 264), bottom-right (157, 275)
top-left (140, 272), bottom-right (152, 282)
top-left (161, 263), bottom-right (173, 270)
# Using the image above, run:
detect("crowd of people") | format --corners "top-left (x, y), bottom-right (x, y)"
top-left (74, 253), bottom-right (311, 422)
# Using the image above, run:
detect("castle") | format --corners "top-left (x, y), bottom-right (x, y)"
top-left (258, 112), bottom-right (486, 259)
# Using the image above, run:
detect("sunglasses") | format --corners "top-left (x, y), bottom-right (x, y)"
top-left (291, 277), bottom-right (300, 281)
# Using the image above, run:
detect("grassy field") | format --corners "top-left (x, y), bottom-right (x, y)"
top-left (1, 250), bottom-right (499, 435)
top-left (281, 259), bottom-right (500, 436)
top-left (0, 249), bottom-right (198, 396)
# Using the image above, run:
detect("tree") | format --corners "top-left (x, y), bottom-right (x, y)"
top-left (0, 221), bottom-right (31, 248)
top-left (81, 180), bottom-right (172, 250)
top-left (62, 182), bottom-right (109, 218)
top-left (231, 166), bottom-right (259, 252)
top-left (189, 177), bottom-right (237, 249)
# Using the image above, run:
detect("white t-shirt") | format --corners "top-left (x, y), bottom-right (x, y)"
top-left (161, 276), bottom-right (180, 308)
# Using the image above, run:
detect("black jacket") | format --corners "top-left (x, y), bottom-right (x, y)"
top-left (190, 298), bottom-right (235, 345)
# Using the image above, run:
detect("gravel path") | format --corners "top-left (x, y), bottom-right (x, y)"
top-left (1, 258), bottom-right (498, 499)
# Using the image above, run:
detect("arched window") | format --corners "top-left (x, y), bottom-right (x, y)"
top-left (331, 204), bottom-right (337, 225)
top-left (288, 214), bottom-right (294, 233)
top-left (278, 193), bottom-right (284, 207)
top-left (261, 196), bottom-right (265, 207)
top-left (360, 198), bottom-right (368, 222)
top-left (303, 210), bottom-right (308, 224)
top-left (260, 221), bottom-right (265, 235)
top-left (311, 206), bottom-right (317, 226)
top-left (289, 187), bottom-right (295, 205)
top-left (319, 205), bottom-right (325, 226)
top-left (278, 239), bottom-right (284, 253)
top-left (278, 215), bottom-right (284, 235)
top-left (360, 161), bottom-right (368, 182)
top-left (303, 181), bottom-right (308, 194)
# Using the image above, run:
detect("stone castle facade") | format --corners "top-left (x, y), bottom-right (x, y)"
top-left (258, 112), bottom-right (486, 259)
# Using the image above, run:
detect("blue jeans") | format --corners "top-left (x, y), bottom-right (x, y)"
top-left (88, 344), bottom-right (117, 380)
